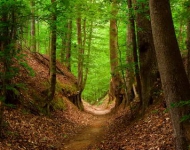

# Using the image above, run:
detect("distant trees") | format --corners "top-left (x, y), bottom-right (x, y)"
top-left (150, 0), bottom-right (190, 149)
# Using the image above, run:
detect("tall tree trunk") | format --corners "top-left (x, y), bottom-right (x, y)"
top-left (187, 2), bottom-right (190, 82)
top-left (0, 5), bottom-right (18, 135)
top-left (82, 20), bottom-right (93, 89)
top-left (126, 0), bottom-right (134, 105)
top-left (46, 0), bottom-right (57, 114)
top-left (37, 18), bottom-right (40, 52)
top-left (30, 0), bottom-right (36, 52)
top-left (76, 12), bottom-right (84, 110)
top-left (65, 20), bottom-right (72, 71)
top-left (77, 17), bottom-right (83, 90)
top-left (135, 0), bottom-right (157, 113)
top-left (60, 28), bottom-right (66, 63)
top-left (0, 13), bottom-right (8, 137)
top-left (127, 0), bottom-right (142, 106)
top-left (110, 0), bottom-right (123, 108)
top-left (149, 0), bottom-right (190, 149)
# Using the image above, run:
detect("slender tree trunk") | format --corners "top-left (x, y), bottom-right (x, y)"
top-left (65, 20), bottom-right (72, 71)
top-left (126, 0), bottom-right (134, 105)
top-left (76, 11), bottom-right (84, 110)
top-left (61, 28), bottom-right (66, 63)
top-left (187, 3), bottom-right (190, 82)
top-left (77, 17), bottom-right (83, 89)
top-left (127, 0), bottom-right (142, 106)
top-left (135, 0), bottom-right (157, 113)
top-left (46, 0), bottom-right (57, 114)
top-left (30, 0), bottom-right (36, 52)
top-left (48, 31), bottom-right (51, 55)
top-left (149, 0), bottom-right (190, 149)
top-left (0, 7), bottom-right (18, 135)
top-left (125, 28), bottom-right (133, 102)
top-left (37, 19), bottom-right (40, 52)
top-left (22, 21), bottom-right (30, 49)
top-left (0, 13), bottom-right (8, 137)
top-left (82, 20), bottom-right (93, 89)
top-left (110, 0), bottom-right (123, 108)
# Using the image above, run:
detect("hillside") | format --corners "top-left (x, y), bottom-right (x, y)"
top-left (16, 51), bottom-right (79, 112)
top-left (0, 51), bottom-right (93, 149)
top-left (0, 51), bottom-right (175, 150)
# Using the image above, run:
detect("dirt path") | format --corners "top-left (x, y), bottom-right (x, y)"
top-left (63, 103), bottom-right (112, 150)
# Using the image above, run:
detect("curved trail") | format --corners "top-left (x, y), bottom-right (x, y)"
top-left (63, 103), bottom-right (113, 150)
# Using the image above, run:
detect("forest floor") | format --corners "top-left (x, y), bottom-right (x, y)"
top-left (63, 101), bottom-right (112, 150)
top-left (0, 98), bottom-right (175, 150)
top-left (64, 100), bottom-right (175, 150)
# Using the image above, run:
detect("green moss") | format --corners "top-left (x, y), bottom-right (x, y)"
top-left (56, 80), bottom-right (78, 95)
top-left (52, 97), bottom-right (66, 111)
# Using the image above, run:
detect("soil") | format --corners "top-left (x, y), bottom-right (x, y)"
top-left (63, 101), bottom-right (113, 150)
top-left (0, 98), bottom-right (175, 150)
top-left (63, 116), bottom-right (107, 150)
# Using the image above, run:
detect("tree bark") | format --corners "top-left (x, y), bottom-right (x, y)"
top-left (135, 0), bottom-right (157, 113)
top-left (149, 0), bottom-right (190, 149)
top-left (46, 0), bottom-right (57, 114)
top-left (65, 20), bottom-right (72, 71)
top-left (30, 0), bottom-right (36, 52)
top-left (60, 26), bottom-right (66, 63)
top-left (110, 0), bottom-right (123, 108)
top-left (0, 13), bottom-right (8, 137)
top-left (76, 10), bottom-right (84, 110)
top-left (36, 8), bottom-right (40, 53)
top-left (187, 2), bottom-right (190, 82)
top-left (0, 4), bottom-right (19, 135)
top-left (82, 20), bottom-right (93, 90)
top-left (126, 0), bottom-right (134, 105)
top-left (126, 0), bottom-right (141, 107)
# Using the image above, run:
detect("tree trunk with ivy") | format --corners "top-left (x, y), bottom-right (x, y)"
top-left (150, 0), bottom-right (190, 149)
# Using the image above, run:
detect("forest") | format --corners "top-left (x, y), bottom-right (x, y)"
top-left (0, 0), bottom-right (190, 149)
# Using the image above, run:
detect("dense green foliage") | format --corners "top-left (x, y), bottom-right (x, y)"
top-left (1, 0), bottom-right (189, 104)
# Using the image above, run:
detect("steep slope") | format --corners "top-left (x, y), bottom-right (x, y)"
top-left (0, 51), bottom-right (93, 149)
top-left (14, 51), bottom-right (79, 112)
